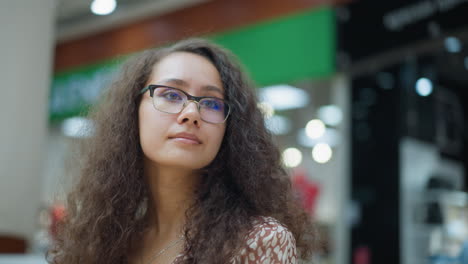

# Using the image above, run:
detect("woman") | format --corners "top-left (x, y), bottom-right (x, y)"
top-left (49, 38), bottom-right (317, 264)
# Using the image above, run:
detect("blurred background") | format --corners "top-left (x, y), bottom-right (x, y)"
top-left (1, 0), bottom-right (467, 263)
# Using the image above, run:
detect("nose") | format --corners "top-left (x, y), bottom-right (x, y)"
top-left (177, 101), bottom-right (201, 126)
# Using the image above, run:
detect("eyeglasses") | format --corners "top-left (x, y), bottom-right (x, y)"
top-left (140, 85), bottom-right (231, 124)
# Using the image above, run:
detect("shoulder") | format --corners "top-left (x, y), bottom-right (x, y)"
top-left (234, 216), bottom-right (297, 264)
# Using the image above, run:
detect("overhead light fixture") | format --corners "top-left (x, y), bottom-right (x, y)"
top-left (298, 128), bottom-right (340, 148)
top-left (61, 117), bottom-right (94, 138)
top-left (444, 36), bottom-right (462, 53)
top-left (282, 148), bottom-right (303, 168)
top-left (258, 84), bottom-right (309, 111)
top-left (265, 115), bottom-right (292, 135)
top-left (318, 105), bottom-right (343, 126)
top-left (91, 0), bottom-right (117, 16)
top-left (415, 77), bottom-right (433, 97)
top-left (305, 119), bottom-right (325, 139)
top-left (312, 143), bottom-right (332, 164)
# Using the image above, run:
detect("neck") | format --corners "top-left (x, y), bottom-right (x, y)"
top-left (144, 157), bottom-right (200, 238)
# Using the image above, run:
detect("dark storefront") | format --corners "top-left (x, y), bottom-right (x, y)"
top-left (337, 1), bottom-right (468, 263)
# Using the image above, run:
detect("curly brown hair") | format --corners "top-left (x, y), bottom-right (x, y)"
top-left (48, 38), bottom-right (318, 264)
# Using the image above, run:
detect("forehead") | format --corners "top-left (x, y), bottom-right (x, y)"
top-left (149, 52), bottom-right (224, 92)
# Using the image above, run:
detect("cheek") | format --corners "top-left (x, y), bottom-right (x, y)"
top-left (138, 103), bottom-right (164, 150)
top-left (210, 126), bottom-right (226, 153)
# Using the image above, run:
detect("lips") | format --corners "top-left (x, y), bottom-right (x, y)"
top-left (169, 132), bottom-right (202, 144)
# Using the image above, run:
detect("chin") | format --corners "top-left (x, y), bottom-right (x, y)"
top-left (155, 156), bottom-right (212, 170)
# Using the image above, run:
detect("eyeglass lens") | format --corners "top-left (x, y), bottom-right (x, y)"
top-left (152, 87), bottom-right (228, 123)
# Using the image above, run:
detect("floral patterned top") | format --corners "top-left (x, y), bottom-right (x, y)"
top-left (173, 216), bottom-right (297, 264)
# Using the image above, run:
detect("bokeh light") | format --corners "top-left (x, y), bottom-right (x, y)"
top-left (282, 148), bottom-right (303, 168)
top-left (312, 143), bottom-right (333, 164)
top-left (305, 119), bottom-right (326, 139)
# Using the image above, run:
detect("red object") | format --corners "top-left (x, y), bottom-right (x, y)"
top-left (49, 204), bottom-right (66, 239)
top-left (292, 169), bottom-right (320, 216)
top-left (354, 246), bottom-right (371, 264)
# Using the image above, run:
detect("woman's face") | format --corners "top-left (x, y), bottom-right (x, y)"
top-left (139, 52), bottom-right (226, 170)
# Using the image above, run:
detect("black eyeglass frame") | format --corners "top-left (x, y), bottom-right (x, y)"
top-left (139, 84), bottom-right (231, 124)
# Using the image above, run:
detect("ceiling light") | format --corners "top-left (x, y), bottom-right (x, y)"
top-left (298, 128), bottom-right (340, 147)
top-left (415, 77), bottom-right (433, 96)
top-left (61, 117), bottom-right (94, 138)
top-left (444, 36), bottom-right (462, 53)
top-left (91, 0), bottom-right (117, 16)
top-left (265, 115), bottom-right (292, 135)
top-left (318, 105), bottom-right (343, 126)
top-left (259, 84), bottom-right (309, 111)
top-left (305, 119), bottom-right (325, 139)
top-left (312, 143), bottom-right (332, 164)
top-left (282, 148), bottom-right (303, 168)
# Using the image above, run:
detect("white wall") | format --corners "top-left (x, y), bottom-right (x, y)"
top-left (0, 0), bottom-right (55, 244)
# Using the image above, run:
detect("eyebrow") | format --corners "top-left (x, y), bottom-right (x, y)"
top-left (160, 78), bottom-right (224, 95)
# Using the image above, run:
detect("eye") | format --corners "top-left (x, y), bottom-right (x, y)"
top-left (159, 90), bottom-right (184, 101)
top-left (200, 98), bottom-right (224, 111)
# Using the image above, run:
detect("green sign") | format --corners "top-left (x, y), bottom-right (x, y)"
top-left (211, 7), bottom-right (335, 86)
